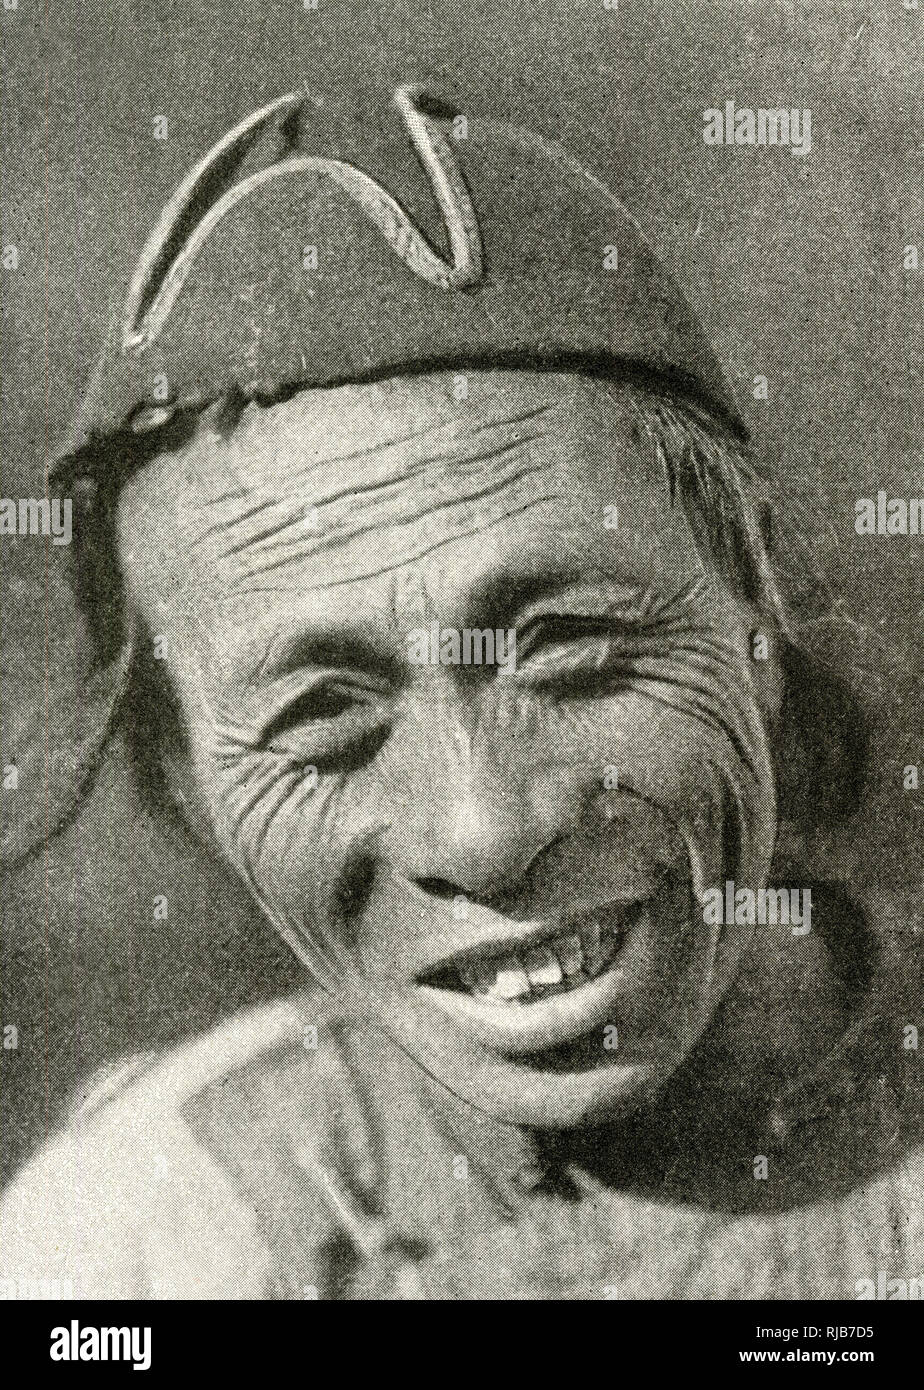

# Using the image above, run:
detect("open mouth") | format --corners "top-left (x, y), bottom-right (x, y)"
top-left (407, 871), bottom-right (698, 1062)
top-left (412, 896), bottom-right (658, 1058)
top-left (419, 903), bottom-right (643, 1006)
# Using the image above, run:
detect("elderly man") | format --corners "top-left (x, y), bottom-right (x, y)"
top-left (0, 83), bottom-right (921, 1300)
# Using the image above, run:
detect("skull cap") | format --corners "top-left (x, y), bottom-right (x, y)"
top-left (52, 81), bottom-right (746, 477)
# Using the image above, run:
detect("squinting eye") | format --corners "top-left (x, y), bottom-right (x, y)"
top-left (516, 616), bottom-right (628, 663)
top-left (263, 685), bottom-right (356, 739)
top-left (514, 615), bottom-right (642, 695)
top-left (260, 678), bottom-right (392, 769)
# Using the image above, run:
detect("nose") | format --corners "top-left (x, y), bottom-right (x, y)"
top-left (408, 796), bottom-right (550, 903)
top-left (380, 718), bottom-right (573, 904)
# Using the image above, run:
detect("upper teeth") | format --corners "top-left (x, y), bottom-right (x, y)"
top-left (457, 921), bottom-right (624, 1004)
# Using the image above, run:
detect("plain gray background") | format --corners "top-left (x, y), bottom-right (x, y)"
top-left (1, 0), bottom-right (922, 1180)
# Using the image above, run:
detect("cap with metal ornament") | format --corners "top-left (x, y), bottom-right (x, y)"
top-left (52, 80), bottom-right (745, 478)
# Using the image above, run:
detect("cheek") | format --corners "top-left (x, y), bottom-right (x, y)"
top-left (192, 739), bottom-right (350, 924)
top-left (532, 685), bottom-right (777, 987)
top-left (525, 692), bottom-right (745, 825)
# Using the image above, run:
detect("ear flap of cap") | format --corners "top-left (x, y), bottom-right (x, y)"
top-left (0, 627), bottom-right (134, 871)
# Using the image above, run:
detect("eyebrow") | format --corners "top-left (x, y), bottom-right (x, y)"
top-left (461, 564), bottom-right (698, 631)
top-left (255, 623), bottom-right (402, 682)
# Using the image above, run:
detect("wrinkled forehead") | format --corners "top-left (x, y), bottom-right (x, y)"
top-left (116, 371), bottom-right (708, 630)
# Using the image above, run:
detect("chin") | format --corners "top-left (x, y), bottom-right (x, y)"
top-left (384, 997), bottom-right (700, 1130)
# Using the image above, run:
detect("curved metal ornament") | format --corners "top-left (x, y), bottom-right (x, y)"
top-left (121, 84), bottom-right (484, 357)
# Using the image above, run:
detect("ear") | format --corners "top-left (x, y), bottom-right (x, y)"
top-left (772, 639), bottom-right (868, 831)
top-left (0, 620), bottom-right (135, 871)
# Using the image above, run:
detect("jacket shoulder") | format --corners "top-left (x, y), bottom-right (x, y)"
top-left (0, 995), bottom-right (367, 1298)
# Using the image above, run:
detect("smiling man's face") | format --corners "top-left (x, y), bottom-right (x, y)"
top-left (116, 370), bottom-right (782, 1129)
